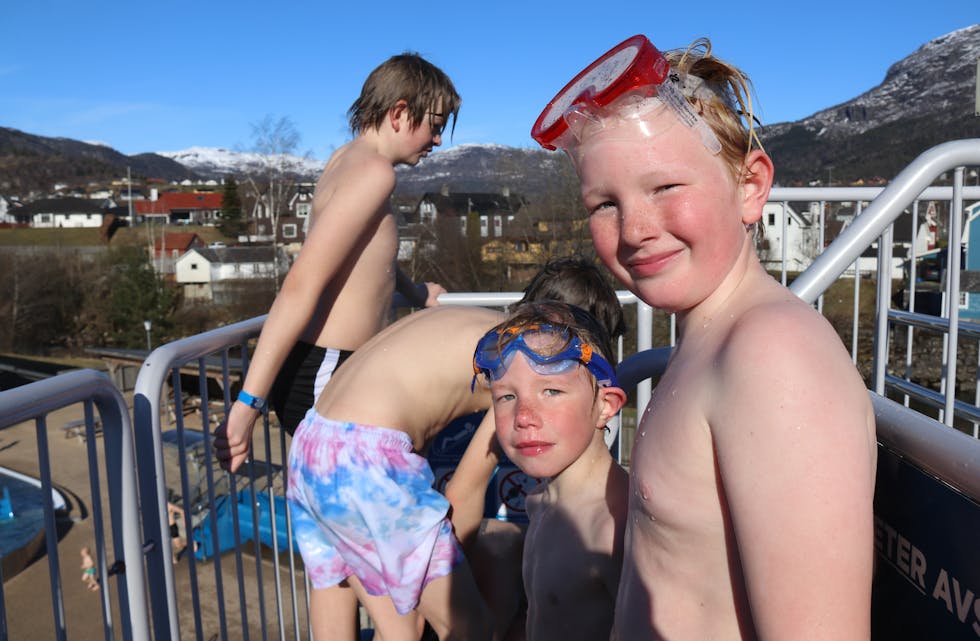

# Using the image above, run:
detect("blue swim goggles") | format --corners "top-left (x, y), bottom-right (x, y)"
top-left (472, 324), bottom-right (619, 390)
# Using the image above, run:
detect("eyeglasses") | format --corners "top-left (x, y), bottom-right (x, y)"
top-left (472, 324), bottom-right (618, 389)
top-left (427, 112), bottom-right (447, 137)
top-left (530, 34), bottom-right (720, 154)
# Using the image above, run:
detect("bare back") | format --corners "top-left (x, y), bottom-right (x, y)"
top-left (303, 140), bottom-right (400, 350)
top-left (315, 306), bottom-right (505, 450)
top-left (614, 268), bottom-right (877, 641)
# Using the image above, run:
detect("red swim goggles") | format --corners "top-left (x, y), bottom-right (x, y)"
top-left (531, 35), bottom-right (721, 154)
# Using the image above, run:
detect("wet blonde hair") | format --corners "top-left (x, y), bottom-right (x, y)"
top-left (660, 39), bottom-right (763, 179)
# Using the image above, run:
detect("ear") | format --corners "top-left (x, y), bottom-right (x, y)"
top-left (595, 386), bottom-right (628, 429)
top-left (738, 149), bottom-right (774, 226)
top-left (389, 99), bottom-right (409, 133)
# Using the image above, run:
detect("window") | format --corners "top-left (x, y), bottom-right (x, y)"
top-left (191, 263), bottom-right (198, 270)
top-left (768, 213), bottom-right (776, 226)
top-left (296, 204), bottom-right (311, 217)
top-left (283, 223), bottom-right (297, 239)
top-left (420, 201), bottom-right (436, 224)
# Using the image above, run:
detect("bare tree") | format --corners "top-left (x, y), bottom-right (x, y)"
top-left (244, 114), bottom-right (307, 289)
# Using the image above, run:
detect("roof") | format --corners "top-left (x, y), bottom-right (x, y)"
top-left (418, 191), bottom-right (525, 217)
top-left (133, 191), bottom-right (223, 215)
top-left (185, 246), bottom-right (279, 264)
top-left (17, 197), bottom-right (105, 215)
top-left (154, 232), bottom-right (203, 252)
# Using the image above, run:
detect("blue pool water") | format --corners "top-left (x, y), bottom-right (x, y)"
top-left (0, 468), bottom-right (65, 558)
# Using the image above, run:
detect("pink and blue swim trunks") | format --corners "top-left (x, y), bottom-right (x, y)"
top-left (286, 409), bottom-right (464, 614)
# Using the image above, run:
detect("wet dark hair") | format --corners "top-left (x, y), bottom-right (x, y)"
top-left (518, 256), bottom-right (627, 341)
top-left (348, 52), bottom-right (461, 136)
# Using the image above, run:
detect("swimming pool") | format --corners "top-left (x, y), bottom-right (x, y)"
top-left (0, 466), bottom-right (67, 577)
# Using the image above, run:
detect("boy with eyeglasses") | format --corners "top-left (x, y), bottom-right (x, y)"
top-left (531, 35), bottom-right (877, 641)
top-left (470, 301), bottom-right (628, 641)
top-left (216, 51), bottom-right (456, 470)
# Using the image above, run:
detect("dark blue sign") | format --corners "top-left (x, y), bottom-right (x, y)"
top-left (872, 444), bottom-right (980, 639)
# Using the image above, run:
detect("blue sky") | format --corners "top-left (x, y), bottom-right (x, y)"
top-left (2, 1), bottom-right (976, 161)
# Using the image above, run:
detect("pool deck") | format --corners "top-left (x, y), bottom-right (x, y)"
top-left (0, 397), bottom-right (114, 640)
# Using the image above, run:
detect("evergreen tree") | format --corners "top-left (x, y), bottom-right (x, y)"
top-left (218, 176), bottom-right (246, 238)
top-left (104, 246), bottom-right (178, 349)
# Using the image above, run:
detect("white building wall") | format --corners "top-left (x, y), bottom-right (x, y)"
top-left (175, 250), bottom-right (213, 284)
top-left (32, 212), bottom-right (103, 228)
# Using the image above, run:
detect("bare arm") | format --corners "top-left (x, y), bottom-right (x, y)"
top-left (214, 157), bottom-right (396, 472)
top-left (713, 306), bottom-right (876, 641)
top-left (445, 409), bottom-right (500, 551)
top-left (395, 265), bottom-right (446, 307)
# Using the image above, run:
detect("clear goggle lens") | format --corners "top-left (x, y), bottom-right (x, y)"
top-left (531, 34), bottom-right (721, 154)
top-left (472, 325), bottom-right (618, 388)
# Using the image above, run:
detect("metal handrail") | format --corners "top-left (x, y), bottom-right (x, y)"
top-left (132, 314), bottom-right (265, 640)
top-left (0, 369), bottom-right (149, 641)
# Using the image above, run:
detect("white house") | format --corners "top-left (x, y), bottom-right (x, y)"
top-left (175, 246), bottom-right (286, 301)
top-left (19, 197), bottom-right (105, 228)
top-left (757, 202), bottom-right (822, 272)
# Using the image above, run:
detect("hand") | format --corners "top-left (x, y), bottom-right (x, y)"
top-left (212, 401), bottom-right (259, 473)
top-left (424, 282), bottom-right (447, 307)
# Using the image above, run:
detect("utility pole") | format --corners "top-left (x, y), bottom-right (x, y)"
top-left (127, 166), bottom-right (133, 226)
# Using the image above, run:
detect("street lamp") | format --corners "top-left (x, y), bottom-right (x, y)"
top-left (144, 319), bottom-right (152, 352)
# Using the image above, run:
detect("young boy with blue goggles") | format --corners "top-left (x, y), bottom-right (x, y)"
top-left (471, 301), bottom-right (627, 641)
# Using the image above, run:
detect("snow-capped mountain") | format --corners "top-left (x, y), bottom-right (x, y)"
top-left (760, 24), bottom-right (980, 184)
top-left (157, 146), bottom-right (325, 180)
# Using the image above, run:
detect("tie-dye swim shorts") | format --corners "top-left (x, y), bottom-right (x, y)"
top-left (286, 409), bottom-right (464, 614)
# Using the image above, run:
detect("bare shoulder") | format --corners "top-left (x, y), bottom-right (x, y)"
top-left (389, 305), bottom-right (505, 335)
top-left (314, 143), bottom-right (395, 211)
top-left (711, 286), bottom-right (874, 445)
top-left (721, 291), bottom-right (851, 376)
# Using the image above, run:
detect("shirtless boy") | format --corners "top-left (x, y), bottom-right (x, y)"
top-left (471, 301), bottom-right (627, 641)
top-left (216, 51), bottom-right (456, 471)
top-left (276, 259), bottom-right (623, 641)
top-left (531, 35), bottom-right (878, 640)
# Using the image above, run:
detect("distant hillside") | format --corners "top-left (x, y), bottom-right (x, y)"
top-left (393, 144), bottom-right (568, 196)
top-left (759, 24), bottom-right (980, 185)
top-left (0, 127), bottom-right (198, 194)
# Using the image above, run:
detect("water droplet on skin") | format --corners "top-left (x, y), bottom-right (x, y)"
top-left (649, 515), bottom-right (656, 522)
top-left (641, 492), bottom-right (649, 500)
top-left (640, 431), bottom-right (646, 437)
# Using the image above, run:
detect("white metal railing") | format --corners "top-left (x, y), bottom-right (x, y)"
top-left (0, 369), bottom-right (148, 641)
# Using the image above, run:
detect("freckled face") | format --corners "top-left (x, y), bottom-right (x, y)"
top-left (490, 354), bottom-right (602, 480)
top-left (577, 111), bottom-right (747, 314)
